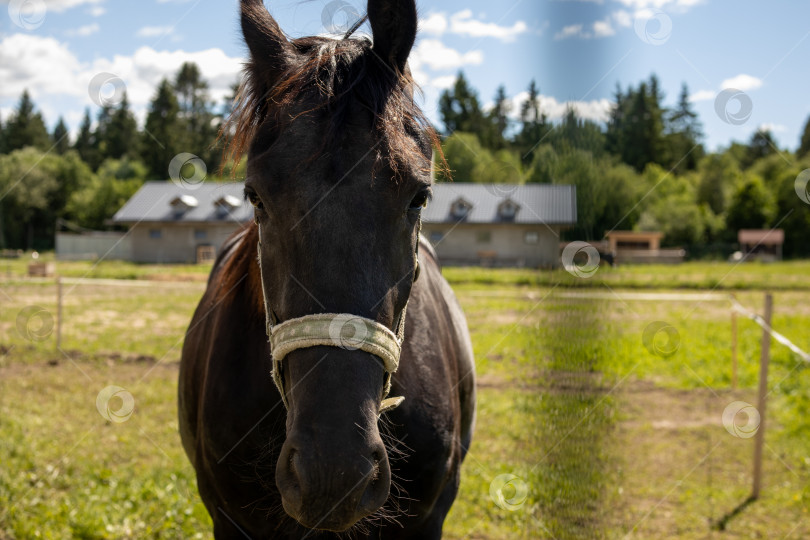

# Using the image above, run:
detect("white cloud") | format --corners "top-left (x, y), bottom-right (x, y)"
top-left (87, 5), bottom-right (105, 16)
top-left (615, 0), bottom-right (703, 11)
top-left (416, 10), bottom-right (528, 42)
top-left (65, 23), bottom-right (99, 37)
top-left (688, 75), bottom-right (763, 103)
top-left (430, 75), bottom-right (457, 90)
top-left (22, 0), bottom-right (105, 13)
top-left (410, 39), bottom-right (483, 72)
top-left (136, 25), bottom-right (173, 38)
top-left (689, 89), bottom-right (715, 102)
top-left (503, 91), bottom-right (612, 124)
top-left (555, 18), bottom-right (617, 40)
top-left (613, 10), bottom-right (633, 27)
top-left (593, 19), bottom-right (615, 37)
top-left (449, 9), bottom-right (528, 42)
top-left (554, 24), bottom-right (585, 40)
top-left (759, 123), bottom-right (786, 133)
top-left (720, 73), bottom-right (763, 91)
top-left (0, 33), bottom-right (243, 129)
top-left (0, 34), bottom-right (84, 100)
top-left (419, 13), bottom-right (448, 35)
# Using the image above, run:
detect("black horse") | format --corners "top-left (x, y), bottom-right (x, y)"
top-left (178, 0), bottom-right (476, 537)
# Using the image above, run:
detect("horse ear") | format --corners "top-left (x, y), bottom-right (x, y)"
top-left (367, 0), bottom-right (418, 73)
top-left (241, 0), bottom-right (292, 84)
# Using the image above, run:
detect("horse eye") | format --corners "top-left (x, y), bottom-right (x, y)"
top-left (410, 191), bottom-right (429, 210)
top-left (245, 189), bottom-right (263, 210)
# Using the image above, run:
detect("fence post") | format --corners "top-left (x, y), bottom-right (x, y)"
top-left (56, 275), bottom-right (62, 350)
top-left (752, 292), bottom-right (772, 500)
top-left (731, 297), bottom-right (738, 389)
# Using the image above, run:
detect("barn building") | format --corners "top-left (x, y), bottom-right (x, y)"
top-left (111, 182), bottom-right (251, 263)
top-left (421, 183), bottom-right (577, 268)
top-left (108, 181), bottom-right (576, 267)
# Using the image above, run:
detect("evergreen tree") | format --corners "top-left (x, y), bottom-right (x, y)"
top-left (605, 83), bottom-right (626, 157)
top-left (51, 117), bottom-right (70, 154)
top-left (438, 72), bottom-right (487, 136)
top-left (73, 108), bottom-right (99, 169)
top-left (174, 62), bottom-right (220, 172)
top-left (485, 85), bottom-right (510, 150)
top-left (515, 80), bottom-right (550, 163)
top-left (4, 90), bottom-right (51, 152)
top-left (797, 115), bottom-right (810, 158)
top-left (142, 78), bottom-right (181, 178)
top-left (551, 107), bottom-right (606, 157)
top-left (742, 129), bottom-right (776, 169)
top-left (665, 83), bottom-right (704, 171)
top-left (606, 76), bottom-right (667, 171)
top-left (104, 93), bottom-right (138, 160)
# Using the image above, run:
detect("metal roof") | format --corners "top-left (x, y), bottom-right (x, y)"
top-left (422, 183), bottom-right (577, 225)
top-left (112, 181), bottom-right (252, 224)
top-left (738, 229), bottom-right (784, 245)
top-left (112, 181), bottom-right (577, 226)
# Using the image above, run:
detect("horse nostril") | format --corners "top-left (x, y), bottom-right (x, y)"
top-left (288, 448), bottom-right (297, 474)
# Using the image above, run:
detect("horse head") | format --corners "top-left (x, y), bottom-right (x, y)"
top-left (233, 0), bottom-right (436, 531)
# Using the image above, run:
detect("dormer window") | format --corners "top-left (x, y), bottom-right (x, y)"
top-left (498, 199), bottom-right (520, 221)
top-left (170, 195), bottom-right (198, 217)
top-left (450, 198), bottom-right (473, 220)
top-left (214, 195), bottom-right (241, 218)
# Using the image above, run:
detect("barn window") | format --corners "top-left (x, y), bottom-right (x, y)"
top-left (194, 229), bottom-right (207, 240)
top-left (429, 231), bottom-right (444, 244)
top-left (525, 231), bottom-right (539, 244)
top-left (450, 198), bottom-right (473, 220)
top-left (497, 199), bottom-right (520, 221)
top-left (476, 231), bottom-right (491, 243)
top-left (149, 229), bottom-right (162, 239)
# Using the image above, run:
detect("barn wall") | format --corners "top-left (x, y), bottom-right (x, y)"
top-left (128, 223), bottom-right (243, 263)
top-left (55, 232), bottom-right (131, 261)
top-left (421, 223), bottom-right (560, 267)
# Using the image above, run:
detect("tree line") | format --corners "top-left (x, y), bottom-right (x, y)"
top-left (1, 66), bottom-right (809, 257)
top-left (0, 62), bottom-right (233, 249)
top-left (437, 72), bottom-right (810, 258)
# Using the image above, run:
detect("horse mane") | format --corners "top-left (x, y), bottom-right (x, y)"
top-left (215, 223), bottom-right (264, 314)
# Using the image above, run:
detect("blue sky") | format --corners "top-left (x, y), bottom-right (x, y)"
top-left (1, 0), bottom-right (808, 152)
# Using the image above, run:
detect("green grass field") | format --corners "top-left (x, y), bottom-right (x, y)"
top-left (1, 261), bottom-right (809, 538)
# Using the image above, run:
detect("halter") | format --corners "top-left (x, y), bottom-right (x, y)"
top-left (257, 225), bottom-right (420, 415)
